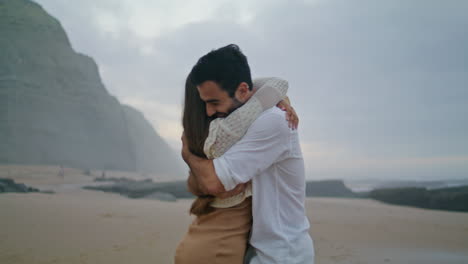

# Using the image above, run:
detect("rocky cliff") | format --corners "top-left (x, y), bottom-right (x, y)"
top-left (306, 180), bottom-right (357, 197)
top-left (0, 0), bottom-right (184, 178)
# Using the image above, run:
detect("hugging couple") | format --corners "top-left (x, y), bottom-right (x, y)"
top-left (175, 44), bottom-right (314, 264)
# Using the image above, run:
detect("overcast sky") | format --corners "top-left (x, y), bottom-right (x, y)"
top-left (33, 0), bottom-right (468, 181)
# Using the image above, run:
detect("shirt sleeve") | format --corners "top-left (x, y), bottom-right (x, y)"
top-left (213, 110), bottom-right (290, 191)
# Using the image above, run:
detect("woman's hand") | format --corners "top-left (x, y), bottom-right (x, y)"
top-left (277, 98), bottom-right (299, 130)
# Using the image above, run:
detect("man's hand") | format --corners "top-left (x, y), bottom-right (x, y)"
top-left (277, 97), bottom-right (299, 130)
top-left (182, 136), bottom-right (205, 196)
top-left (187, 170), bottom-right (204, 196)
top-left (181, 132), bottom-right (191, 163)
top-left (181, 131), bottom-right (226, 195)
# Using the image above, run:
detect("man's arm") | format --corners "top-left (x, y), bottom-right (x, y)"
top-left (183, 110), bottom-right (289, 194)
top-left (181, 144), bottom-right (226, 195)
top-left (187, 171), bottom-right (204, 196)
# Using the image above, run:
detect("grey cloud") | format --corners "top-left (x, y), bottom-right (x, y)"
top-left (34, 0), bottom-right (468, 179)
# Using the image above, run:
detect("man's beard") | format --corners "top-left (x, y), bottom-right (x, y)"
top-left (230, 97), bottom-right (243, 112)
top-left (215, 97), bottom-right (244, 118)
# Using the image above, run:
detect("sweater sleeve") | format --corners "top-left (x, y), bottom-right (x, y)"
top-left (203, 77), bottom-right (288, 159)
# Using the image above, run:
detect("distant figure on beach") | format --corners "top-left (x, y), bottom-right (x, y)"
top-left (58, 165), bottom-right (64, 179)
top-left (101, 171), bottom-right (106, 178)
top-left (176, 44), bottom-right (314, 263)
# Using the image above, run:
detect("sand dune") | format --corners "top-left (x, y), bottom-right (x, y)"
top-left (1, 165), bottom-right (468, 264)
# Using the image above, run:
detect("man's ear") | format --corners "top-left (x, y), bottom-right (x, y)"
top-left (234, 82), bottom-right (250, 103)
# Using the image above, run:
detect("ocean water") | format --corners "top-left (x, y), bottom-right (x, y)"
top-left (35, 181), bottom-right (115, 193)
top-left (344, 178), bottom-right (468, 192)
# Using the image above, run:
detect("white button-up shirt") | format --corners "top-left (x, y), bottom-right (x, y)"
top-left (213, 107), bottom-right (315, 264)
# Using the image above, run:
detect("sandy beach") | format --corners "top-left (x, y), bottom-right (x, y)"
top-left (1, 165), bottom-right (468, 264)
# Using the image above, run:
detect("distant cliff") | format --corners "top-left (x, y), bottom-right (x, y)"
top-left (122, 105), bottom-right (183, 177)
top-left (306, 180), bottom-right (356, 197)
top-left (0, 0), bottom-right (184, 178)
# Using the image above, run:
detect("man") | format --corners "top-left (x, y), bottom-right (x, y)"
top-left (182, 44), bottom-right (314, 263)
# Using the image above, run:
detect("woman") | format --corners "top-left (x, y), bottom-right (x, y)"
top-left (175, 74), bottom-right (297, 264)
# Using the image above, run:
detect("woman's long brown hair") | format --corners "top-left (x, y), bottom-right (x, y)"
top-left (182, 73), bottom-right (216, 215)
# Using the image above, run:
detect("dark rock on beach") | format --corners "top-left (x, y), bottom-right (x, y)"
top-left (83, 179), bottom-right (194, 201)
top-left (369, 185), bottom-right (468, 212)
top-left (86, 178), bottom-right (361, 201)
top-left (0, 177), bottom-right (39, 193)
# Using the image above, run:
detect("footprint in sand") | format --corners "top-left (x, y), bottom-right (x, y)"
top-left (99, 212), bottom-right (135, 219)
top-left (79, 253), bottom-right (89, 264)
top-left (330, 253), bottom-right (352, 261)
top-left (47, 257), bottom-right (61, 263)
top-left (112, 244), bottom-right (128, 251)
top-left (99, 213), bottom-right (113, 218)
top-left (147, 232), bottom-right (160, 246)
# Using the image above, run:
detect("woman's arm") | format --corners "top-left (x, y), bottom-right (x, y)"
top-left (203, 77), bottom-right (288, 159)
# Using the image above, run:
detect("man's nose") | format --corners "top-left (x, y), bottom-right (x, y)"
top-left (206, 105), bottom-right (216, 117)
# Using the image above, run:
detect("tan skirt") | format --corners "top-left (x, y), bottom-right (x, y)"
top-left (174, 197), bottom-right (252, 264)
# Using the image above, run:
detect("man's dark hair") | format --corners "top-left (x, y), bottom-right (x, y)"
top-left (190, 44), bottom-right (253, 97)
